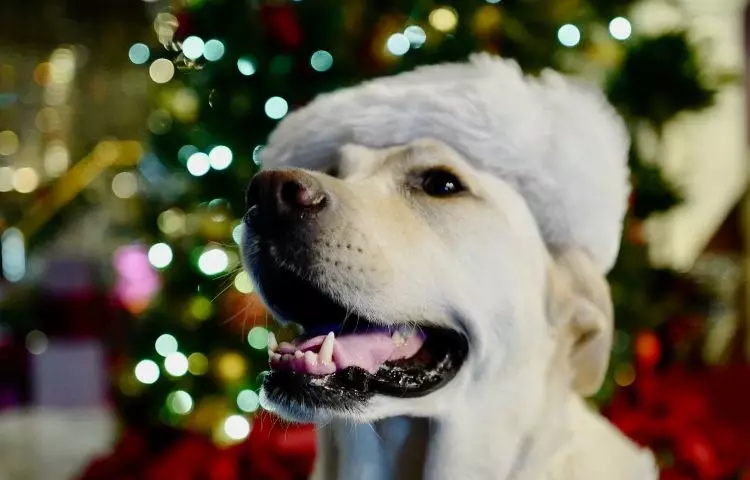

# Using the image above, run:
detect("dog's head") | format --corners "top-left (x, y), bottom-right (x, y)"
top-left (241, 55), bottom-right (629, 424)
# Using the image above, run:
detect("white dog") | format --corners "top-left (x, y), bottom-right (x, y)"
top-left (242, 54), bottom-right (657, 480)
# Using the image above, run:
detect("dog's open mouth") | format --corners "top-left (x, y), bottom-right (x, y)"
top-left (255, 261), bottom-right (469, 411)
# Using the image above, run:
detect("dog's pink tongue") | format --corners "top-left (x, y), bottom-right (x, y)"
top-left (272, 331), bottom-right (424, 375)
top-left (334, 333), bottom-right (404, 372)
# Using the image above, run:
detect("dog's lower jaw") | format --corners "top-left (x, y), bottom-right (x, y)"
top-left (311, 392), bottom-right (656, 480)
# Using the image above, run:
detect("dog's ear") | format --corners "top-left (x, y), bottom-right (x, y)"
top-left (549, 249), bottom-right (614, 396)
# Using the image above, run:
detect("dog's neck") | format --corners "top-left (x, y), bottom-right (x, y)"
top-left (314, 392), bottom-right (653, 480)
top-left (312, 366), bottom-right (655, 480)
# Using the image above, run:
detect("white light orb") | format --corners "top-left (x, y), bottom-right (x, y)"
top-left (204, 39), bottom-right (225, 61)
top-left (164, 352), bottom-right (189, 376)
top-left (198, 248), bottom-right (229, 276)
top-left (237, 57), bottom-right (256, 76)
top-left (148, 242), bottom-right (173, 269)
top-left (186, 152), bottom-right (210, 177)
top-left (223, 415), bottom-right (251, 440)
top-left (609, 17), bottom-right (632, 41)
top-left (182, 36), bottom-right (205, 60)
top-left (135, 359), bottom-right (160, 384)
top-left (264, 96), bottom-right (288, 120)
top-left (404, 26), bottom-right (427, 48)
top-left (154, 333), bottom-right (178, 357)
top-left (234, 271), bottom-right (254, 293)
top-left (386, 33), bottom-right (410, 56)
top-left (557, 24), bottom-right (581, 47)
top-left (168, 390), bottom-right (194, 415)
top-left (208, 145), bottom-right (233, 170)
top-left (237, 390), bottom-right (260, 413)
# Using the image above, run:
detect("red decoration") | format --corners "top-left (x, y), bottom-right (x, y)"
top-left (79, 413), bottom-right (315, 480)
top-left (606, 365), bottom-right (750, 479)
top-left (260, 5), bottom-right (302, 49)
top-left (634, 331), bottom-right (661, 370)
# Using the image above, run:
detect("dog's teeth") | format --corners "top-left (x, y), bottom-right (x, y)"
top-left (268, 332), bottom-right (278, 351)
top-left (392, 331), bottom-right (405, 346)
top-left (304, 351), bottom-right (317, 364)
top-left (319, 332), bottom-right (335, 365)
top-left (282, 354), bottom-right (293, 362)
top-left (271, 353), bottom-right (282, 361)
top-left (294, 350), bottom-right (304, 359)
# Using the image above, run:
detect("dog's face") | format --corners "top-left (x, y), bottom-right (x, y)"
top-left (242, 138), bottom-right (609, 423)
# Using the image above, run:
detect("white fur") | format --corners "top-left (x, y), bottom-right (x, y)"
top-left (260, 54), bottom-right (630, 273)
top-left (249, 55), bottom-right (654, 479)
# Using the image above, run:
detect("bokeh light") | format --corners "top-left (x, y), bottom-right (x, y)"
top-left (264, 96), bottom-right (288, 120)
top-left (223, 415), bottom-right (251, 441)
top-left (178, 144), bottom-right (199, 163)
top-left (189, 296), bottom-right (213, 321)
top-left (234, 271), bottom-right (254, 293)
top-left (0, 130), bottom-right (19, 156)
top-left (237, 390), bottom-right (260, 413)
top-left (0, 167), bottom-right (13, 192)
top-left (186, 152), bottom-right (210, 176)
top-left (187, 352), bottom-right (209, 375)
top-left (43, 142), bottom-right (70, 177)
top-left (609, 17), bottom-right (632, 41)
top-left (25, 330), bottom-right (48, 355)
top-left (404, 26), bottom-right (427, 48)
top-left (168, 390), bottom-right (194, 415)
top-left (128, 43), bottom-right (150, 65)
top-left (149, 58), bottom-right (175, 84)
top-left (208, 145), bottom-right (233, 170)
top-left (182, 36), bottom-right (205, 60)
top-left (557, 24), bottom-right (581, 47)
top-left (429, 7), bottom-right (458, 32)
top-left (198, 247), bottom-right (229, 275)
top-left (12, 167), bottom-right (39, 194)
top-left (310, 50), bottom-right (333, 72)
top-left (252, 145), bottom-right (264, 165)
top-left (247, 326), bottom-right (269, 350)
top-left (155, 334), bottom-right (179, 357)
top-left (232, 223), bottom-right (244, 244)
top-left (216, 352), bottom-right (247, 382)
top-left (164, 352), bottom-right (189, 376)
top-left (135, 359), bottom-right (160, 384)
top-left (1, 228), bottom-right (25, 282)
top-left (204, 39), bottom-right (225, 61)
top-left (112, 172), bottom-right (138, 199)
top-left (237, 57), bottom-right (256, 76)
top-left (158, 209), bottom-right (186, 236)
top-left (148, 243), bottom-right (174, 269)
top-left (386, 33), bottom-right (410, 56)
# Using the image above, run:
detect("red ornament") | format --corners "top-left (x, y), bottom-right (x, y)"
top-left (634, 331), bottom-right (661, 370)
top-left (260, 5), bottom-right (302, 49)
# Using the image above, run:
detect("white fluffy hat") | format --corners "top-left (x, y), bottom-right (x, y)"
top-left (260, 53), bottom-right (630, 273)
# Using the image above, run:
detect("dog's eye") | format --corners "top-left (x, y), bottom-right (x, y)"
top-left (421, 169), bottom-right (465, 197)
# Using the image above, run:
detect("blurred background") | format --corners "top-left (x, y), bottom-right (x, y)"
top-left (0, 0), bottom-right (749, 479)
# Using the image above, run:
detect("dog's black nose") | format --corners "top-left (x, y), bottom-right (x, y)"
top-left (246, 169), bottom-right (327, 219)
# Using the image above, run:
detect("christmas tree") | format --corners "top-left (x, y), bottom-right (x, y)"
top-left (1, 0), bottom-right (729, 478)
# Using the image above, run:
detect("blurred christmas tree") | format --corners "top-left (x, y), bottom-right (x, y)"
top-left (1, 0), bottom-right (723, 472)
top-left (108, 0), bottom-right (718, 436)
